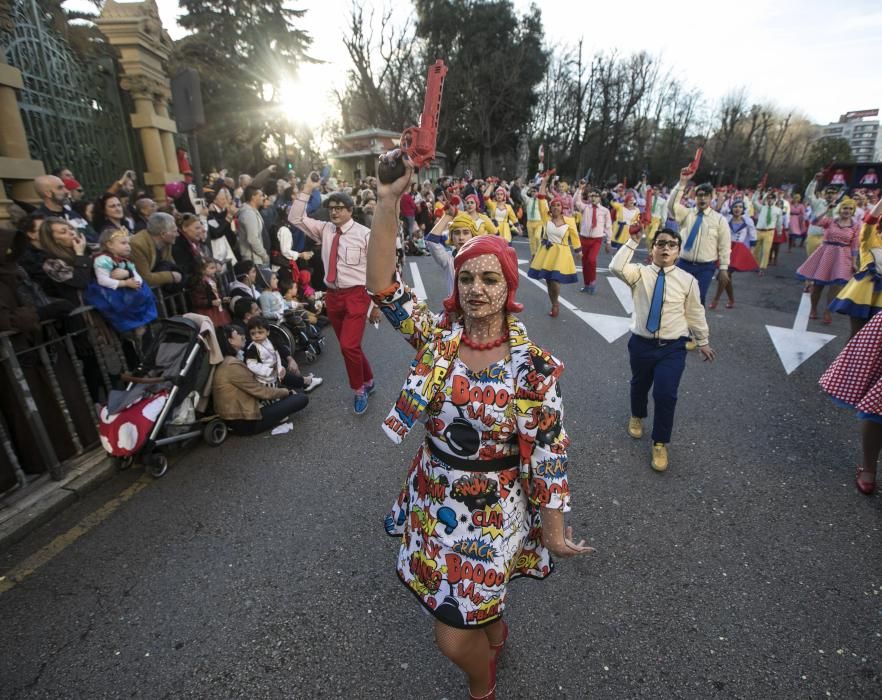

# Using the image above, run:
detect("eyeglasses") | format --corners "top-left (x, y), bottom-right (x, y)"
top-left (327, 204), bottom-right (348, 211)
top-left (653, 240), bottom-right (679, 249)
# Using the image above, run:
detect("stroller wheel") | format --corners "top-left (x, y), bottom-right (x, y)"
top-left (203, 419), bottom-right (228, 447)
top-left (114, 455), bottom-right (135, 471)
top-left (305, 349), bottom-right (317, 363)
top-left (148, 453), bottom-right (169, 479)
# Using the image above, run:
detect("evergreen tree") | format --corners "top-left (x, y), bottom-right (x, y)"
top-left (413, 0), bottom-right (547, 174)
top-left (171, 0), bottom-right (313, 172)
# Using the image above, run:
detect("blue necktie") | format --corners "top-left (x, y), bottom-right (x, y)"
top-left (684, 209), bottom-right (704, 251)
top-left (646, 269), bottom-right (665, 334)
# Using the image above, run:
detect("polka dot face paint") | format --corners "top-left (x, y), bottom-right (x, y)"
top-left (457, 253), bottom-right (508, 322)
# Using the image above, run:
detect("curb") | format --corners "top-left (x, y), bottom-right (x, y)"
top-left (0, 449), bottom-right (116, 552)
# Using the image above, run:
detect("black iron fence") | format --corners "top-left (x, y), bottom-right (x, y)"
top-left (0, 307), bottom-right (125, 497)
top-left (1, 0), bottom-right (138, 196)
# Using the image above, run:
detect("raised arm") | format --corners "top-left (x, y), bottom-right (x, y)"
top-left (668, 169), bottom-right (691, 224)
top-left (608, 231), bottom-right (643, 286)
top-left (288, 175), bottom-right (327, 244)
top-left (367, 151), bottom-right (414, 293)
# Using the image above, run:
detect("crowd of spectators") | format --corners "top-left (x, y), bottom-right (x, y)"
top-left (10, 160), bottom-right (868, 490)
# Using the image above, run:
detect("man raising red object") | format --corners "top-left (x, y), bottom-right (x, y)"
top-left (289, 172), bottom-right (380, 414)
top-left (573, 185), bottom-right (612, 294)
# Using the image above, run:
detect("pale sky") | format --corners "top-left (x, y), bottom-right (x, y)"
top-left (145, 0), bottom-right (880, 128)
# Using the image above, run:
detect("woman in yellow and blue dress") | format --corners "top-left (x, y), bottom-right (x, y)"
top-left (829, 198), bottom-right (882, 337)
top-left (610, 193), bottom-right (641, 248)
top-left (483, 186), bottom-right (519, 244)
top-left (527, 174), bottom-right (581, 317)
top-left (367, 153), bottom-right (592, 700)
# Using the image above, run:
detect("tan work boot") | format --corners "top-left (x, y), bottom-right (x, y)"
top-left (627, 416), bottom-right (643, 439)
top-left (651, 442), bottom-right (668, 471)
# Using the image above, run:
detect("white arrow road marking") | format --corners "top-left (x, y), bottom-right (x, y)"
top-left (607, 276), bottom-right (634, 314)
top-left (766, 294), bottom-right (836, 375)
top-left (517, 268), bottom-right (632, 343)
top-left (572, 311), bottom-right (633, 343)
top-left (408, 262), bottom-right (427, 301)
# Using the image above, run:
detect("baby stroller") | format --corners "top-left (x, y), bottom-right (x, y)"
top-left (282, 309), bottom-right (325, 362)
top-left (98, 316), bottom-right (227, 478)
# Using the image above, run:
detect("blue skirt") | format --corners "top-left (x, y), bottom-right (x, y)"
top-left (84, 281), bottom-right (158, 333)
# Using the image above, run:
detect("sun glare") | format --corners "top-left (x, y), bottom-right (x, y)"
top-left (277, 64), bottom-right (337, 131)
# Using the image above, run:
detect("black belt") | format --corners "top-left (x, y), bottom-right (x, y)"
top-left (632, 334), bottom-right (689, 347)
top-left (426, 440), bottom-right (519, 472)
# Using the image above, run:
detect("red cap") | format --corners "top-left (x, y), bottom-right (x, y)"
top-left (62, 178), bottom-right (82, 191)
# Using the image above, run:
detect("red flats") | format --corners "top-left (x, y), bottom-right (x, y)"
top-left (856, 466), bottom-right (876, 495)
top-left (725, 301), bottom-right (735, 309)
top-left (549, 303), bottom-right (560, 317)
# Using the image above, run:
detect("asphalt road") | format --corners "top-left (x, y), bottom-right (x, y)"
top-left (1, 238), bottom-right (880, 700)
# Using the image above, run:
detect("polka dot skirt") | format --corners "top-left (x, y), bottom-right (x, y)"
top-left (819, 314), bottom-right (882, 416)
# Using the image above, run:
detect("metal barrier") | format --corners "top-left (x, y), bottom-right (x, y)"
top-left (0, 307), bottom-right (120, 497)
top-left (152, 286), bottom-right (189, 319)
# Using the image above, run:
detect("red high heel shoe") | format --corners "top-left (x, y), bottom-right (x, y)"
top-left (489, 620), bottom-right (509, 660)
top-left (855, 466), bottom-right (876, 495)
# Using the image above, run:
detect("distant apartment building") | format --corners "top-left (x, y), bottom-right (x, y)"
top-left (819, 109), bottom-right (882, 161)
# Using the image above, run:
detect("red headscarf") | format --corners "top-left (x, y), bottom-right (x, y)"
top-left (442, 235), bottom-right (523, 315)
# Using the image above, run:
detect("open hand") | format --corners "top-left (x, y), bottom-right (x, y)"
top-left (543, 526), bottom-right (595, 558)
top-left (699, 346), bottom-right (716, 362)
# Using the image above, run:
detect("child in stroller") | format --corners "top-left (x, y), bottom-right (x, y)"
top-left (98, 316), bottom-right (227, 478)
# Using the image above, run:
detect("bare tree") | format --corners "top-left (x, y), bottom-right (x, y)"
top-left (337, 3), bottom-right (420, 133)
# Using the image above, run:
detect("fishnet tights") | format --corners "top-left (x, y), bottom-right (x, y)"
top-left (434, 619), bottom-right (505, 698)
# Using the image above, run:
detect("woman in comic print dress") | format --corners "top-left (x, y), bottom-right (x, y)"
top-left (367, 153), bottom-right (593, 700)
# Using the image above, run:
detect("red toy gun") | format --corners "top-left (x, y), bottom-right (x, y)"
top-left (379, 59), bottom-right (449, 183)
top-left (683, 147), bottom-right (703, 177)
top-left (640, 188), bottom-right (654, 226)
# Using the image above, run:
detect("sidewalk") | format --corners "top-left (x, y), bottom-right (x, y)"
top-left (0, 449), bottom-right (115, 552)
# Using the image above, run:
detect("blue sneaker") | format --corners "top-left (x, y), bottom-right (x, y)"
top-left (354, 391), bottom-right (369, 415)
top-left (363, 380), bottom-right (376, 396)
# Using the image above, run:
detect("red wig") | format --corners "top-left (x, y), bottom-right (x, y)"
top-left (442, 235), bottom-right (523, 315)
top-left (465, 194), bottom-right (480, 206)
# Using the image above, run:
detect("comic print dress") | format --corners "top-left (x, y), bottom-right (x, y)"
top-left (374, 279), bottom-right (571, 629)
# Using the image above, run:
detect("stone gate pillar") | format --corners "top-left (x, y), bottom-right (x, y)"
top-left (0, 53), bottom-right (45, 225)
top-left (96, 0), bottom-right (181, 201)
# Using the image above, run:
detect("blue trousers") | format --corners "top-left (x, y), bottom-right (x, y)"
top-left (628, 334), bottom-right (687, 444)
top-left (677, 259), bottom-right (716, 305)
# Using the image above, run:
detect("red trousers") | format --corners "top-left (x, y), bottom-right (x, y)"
top-left (325, 286), bottom-right (373, 391)
top-left (580, 237), bottom-right (603, 285)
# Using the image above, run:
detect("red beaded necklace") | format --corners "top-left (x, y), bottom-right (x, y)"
top-left (460, 331), bottom-right (508, 351)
